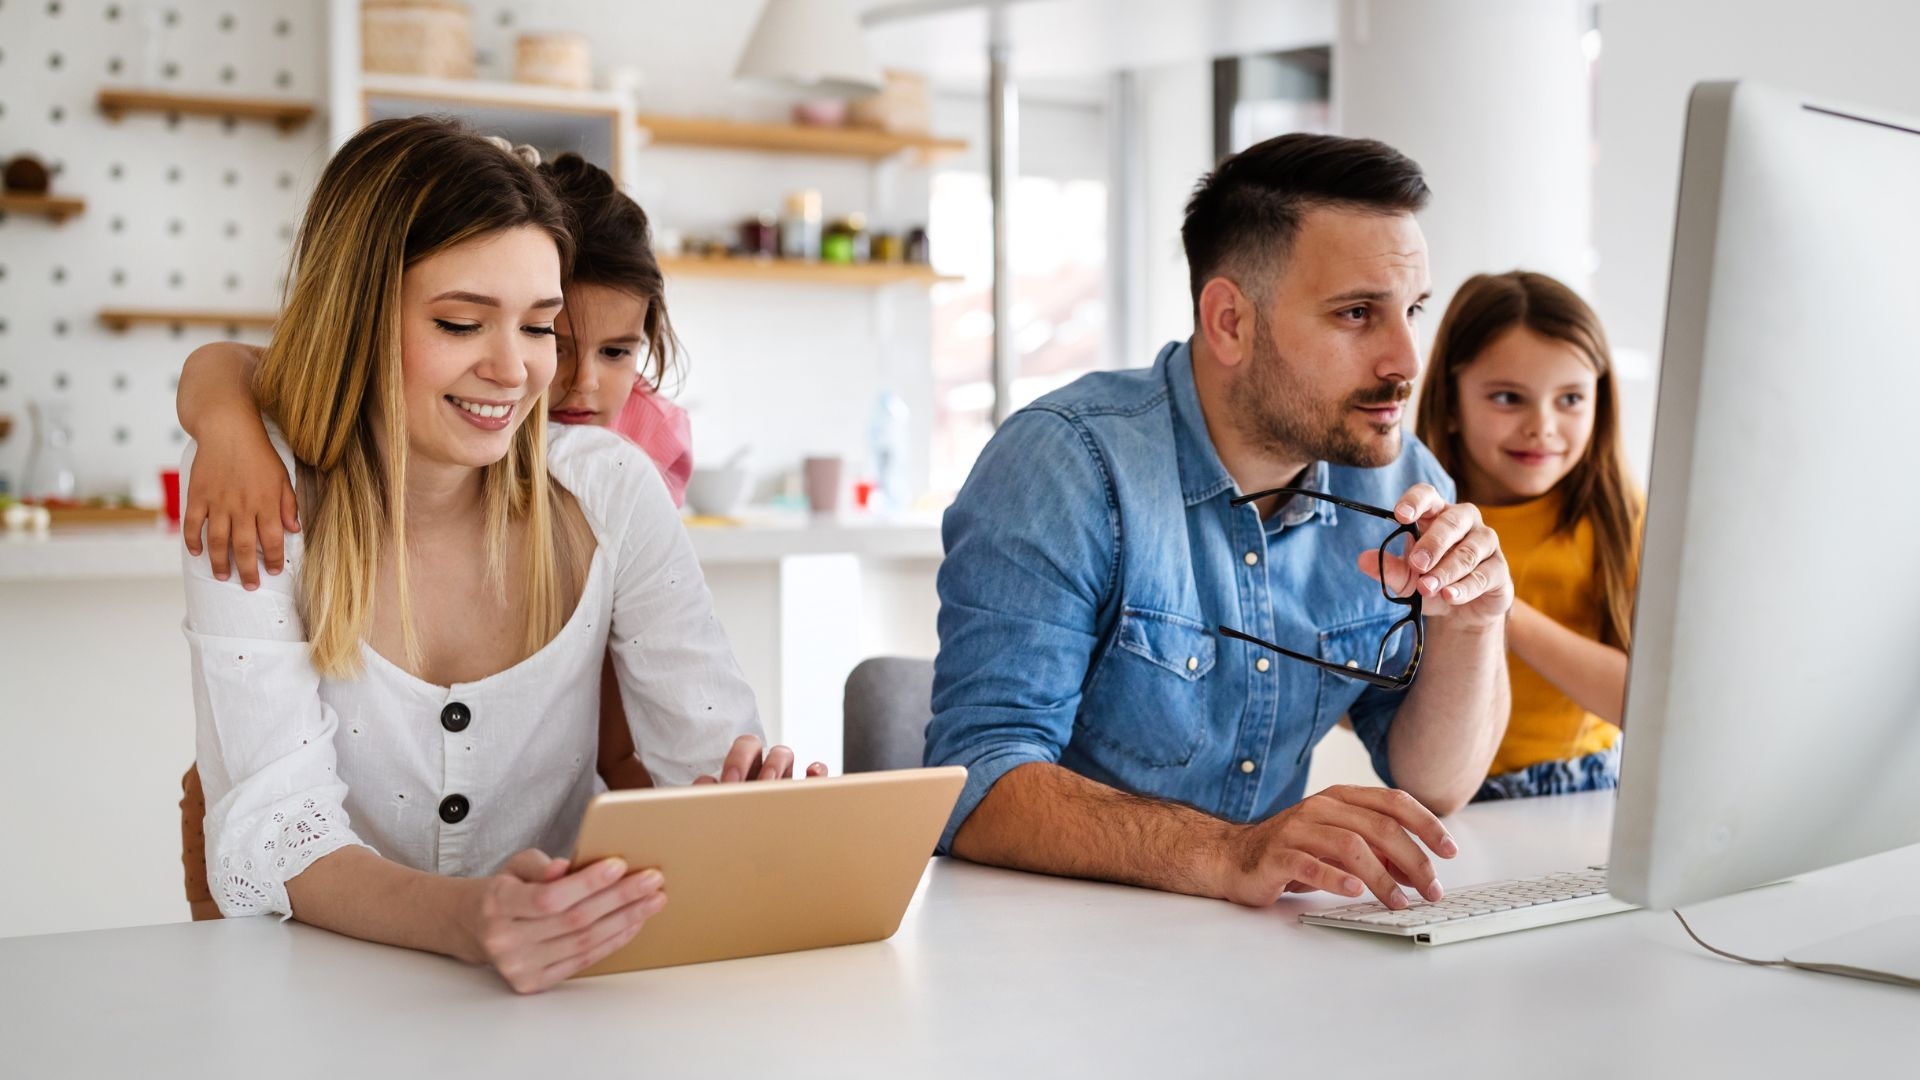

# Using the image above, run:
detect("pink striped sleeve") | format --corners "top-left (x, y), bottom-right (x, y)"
top-left (610, 385), bottom-right (694, 507)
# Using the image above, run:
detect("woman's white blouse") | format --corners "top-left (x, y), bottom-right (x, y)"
top-left (183, 422), bottom-right (761, 919)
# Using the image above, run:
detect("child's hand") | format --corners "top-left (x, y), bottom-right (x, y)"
top-left (183, 426), bottom-right (299, 590)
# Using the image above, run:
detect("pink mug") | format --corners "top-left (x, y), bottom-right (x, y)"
top-left (803, 456), bottom-right (843, 514)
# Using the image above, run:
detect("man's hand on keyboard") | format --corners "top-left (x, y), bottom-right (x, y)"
top-left (1211, 785), bottom-right (1459, 910)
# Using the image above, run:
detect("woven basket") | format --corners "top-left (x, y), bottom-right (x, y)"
top-left (362, 0), bottom-right (474, 80)
top-left (514, 31), bottom-right (592, 90)
top-left (849, 69), bottom-right (931, 135)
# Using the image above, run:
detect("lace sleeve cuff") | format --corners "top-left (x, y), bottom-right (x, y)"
top-left (207, 793), bottom-right (367, 920)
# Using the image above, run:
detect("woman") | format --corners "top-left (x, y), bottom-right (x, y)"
top-left (185, 117), bottom-right (785, 995)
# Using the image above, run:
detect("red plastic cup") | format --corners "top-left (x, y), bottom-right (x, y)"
top-left (853, 479), bottom-right (876, 510)
top-left (161, 468), bottom-right (182, 528)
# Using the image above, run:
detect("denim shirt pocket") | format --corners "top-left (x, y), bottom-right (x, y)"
top-left (1076, 607), bottom-right (1216, 768)
top-left (1300, 612), bottom-right (1405, 765)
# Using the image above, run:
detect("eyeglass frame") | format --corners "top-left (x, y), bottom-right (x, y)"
top-left (1215, 486), bottom-right (1426, 691)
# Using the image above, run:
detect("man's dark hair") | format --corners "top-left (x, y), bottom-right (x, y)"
top-left (1182, 133), bottom-right (1430, 311)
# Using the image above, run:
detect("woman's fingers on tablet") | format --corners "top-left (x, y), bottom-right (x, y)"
top-left (538, 891), bottom-right (667, 988)
top-left (531, 868), bottom-right (662, 945)
top-left (806, 762), bottom-right (829, 778)
top-left (525, 857), bottom-right (628, 917)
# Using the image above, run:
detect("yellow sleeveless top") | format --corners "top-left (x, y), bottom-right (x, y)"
top-left (1480, 492), bottom-right (1622, 775)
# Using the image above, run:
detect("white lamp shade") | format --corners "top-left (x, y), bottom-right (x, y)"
top-left (734, 0), bottom-right (885, 98)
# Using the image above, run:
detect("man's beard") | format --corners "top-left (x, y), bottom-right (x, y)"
top-left (1232, 315), bottom-right (1410, 469)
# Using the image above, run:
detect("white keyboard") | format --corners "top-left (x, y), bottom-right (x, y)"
top-left (1299, 865), bottom-right (1639, 946)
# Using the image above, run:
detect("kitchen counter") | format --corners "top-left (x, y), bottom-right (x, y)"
top-left (0, 512), bottom-right (945, 583)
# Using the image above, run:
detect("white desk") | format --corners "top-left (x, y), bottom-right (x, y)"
top-left (1, 792), bottom-right (1912, 1076)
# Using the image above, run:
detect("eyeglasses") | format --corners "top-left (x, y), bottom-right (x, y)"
top-left (1216, 487), bottom-right (1425, 690)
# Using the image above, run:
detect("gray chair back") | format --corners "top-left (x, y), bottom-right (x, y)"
top-left (842, 657), bottom-right (936, 773)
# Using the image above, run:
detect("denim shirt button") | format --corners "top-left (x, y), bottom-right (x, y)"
top-left (1256, 658), bottom-right (1271, 672)
top-left (1185, 656), bottom-right (1198, 672)
top-left (1240, 759), bottom-right (1257, 774)
top-left (1345, 660), bottom-right (1360, 669)
top-left (1243, 551), bottom-right (1259, 566)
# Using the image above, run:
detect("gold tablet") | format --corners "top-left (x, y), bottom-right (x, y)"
top-left (569, 765), bottom-right (967, 976)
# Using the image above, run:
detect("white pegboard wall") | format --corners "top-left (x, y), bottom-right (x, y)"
top-left (0, 0), bottom-right (326, 498)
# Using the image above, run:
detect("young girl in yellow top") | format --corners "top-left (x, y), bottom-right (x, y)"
top-left (1416, 271), bottom-right (1641, 799)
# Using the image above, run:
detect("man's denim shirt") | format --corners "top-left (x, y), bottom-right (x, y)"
top-left (926, 339), bottom-right (1454, 852)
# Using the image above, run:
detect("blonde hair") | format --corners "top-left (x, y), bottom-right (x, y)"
top-left (1415, 271), bottom-right (1642, 648)
top-left (256, 116), bottom-right (574, 678)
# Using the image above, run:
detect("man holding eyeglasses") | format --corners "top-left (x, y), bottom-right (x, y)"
top-left (925, 134), bottom-right (1513, 912)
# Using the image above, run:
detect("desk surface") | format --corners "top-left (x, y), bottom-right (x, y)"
top-left (2, 792), bottom-right (1911, 1076)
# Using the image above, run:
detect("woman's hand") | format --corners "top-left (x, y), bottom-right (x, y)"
top-left (460, 849), bottom-right (667, 994)
top-left (692, 734), bottom-right (829, 784)
top-left (183, 425), bottom-right (299, 590)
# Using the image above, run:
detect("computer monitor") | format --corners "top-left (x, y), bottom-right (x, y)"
top-left (1609, 81), bottom-right (1920, 911)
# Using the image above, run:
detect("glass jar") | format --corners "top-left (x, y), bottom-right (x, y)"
top-left (23, 398), bottom-right (78, 504)
top-left (780, 189), bottom-right (823, 261)
top-left (738, 212), bottom-right (779, 257)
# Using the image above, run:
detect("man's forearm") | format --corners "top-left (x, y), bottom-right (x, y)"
top-left (948, 761), bottom-right (1236, 898)
top-left (1386, 619), bottom-right (1509, 814)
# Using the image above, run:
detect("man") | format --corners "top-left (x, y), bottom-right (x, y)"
top-left (925, 134), bottom-right (1512, 912)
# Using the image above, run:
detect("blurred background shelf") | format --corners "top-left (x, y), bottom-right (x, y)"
top-left (356, 74), bottom-right (630, 183)
top-left (636, 113), bottom-right (967, 163)
top-left (659, 256), bottom-right (958, 286)
top-left (0, 193), bottom-right (86, 223)
top-left (97, 308), bottom-right (278, 333)
top-left (96, 88), bottom-right (317, 131)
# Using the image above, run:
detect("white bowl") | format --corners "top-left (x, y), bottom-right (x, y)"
top-left (685, 466), bottom-right (750, 516)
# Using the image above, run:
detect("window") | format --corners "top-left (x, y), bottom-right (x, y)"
top-left (926, 113), bottom-right (1111, 500)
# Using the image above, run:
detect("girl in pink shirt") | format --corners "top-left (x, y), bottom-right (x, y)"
top-left (540, 153), bottom-right (693, 505)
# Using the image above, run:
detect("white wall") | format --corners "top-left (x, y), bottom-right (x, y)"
top-left (1592, 0), bottom-right (1920, 475)
top-left (1335, 0), bottom-right (1593, 359)
top-left (0, 0), bottom-right (325, 499)
top-left (1137, 60), bottom-right (1215, 360)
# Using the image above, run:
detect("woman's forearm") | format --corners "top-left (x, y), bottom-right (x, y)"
top-left (1504, 600), bottom-right (1629, 727)
top-left (177, 342), bottom-right (267, 438)
top-left (284, 845), bottom-right (482, 962)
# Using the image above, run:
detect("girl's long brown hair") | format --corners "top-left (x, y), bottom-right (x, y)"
top-left (256, 116), bottom-right (574, 677)
top-left (539, 152), bottom-right (681, 392)
top-left (1415, 271), bottom-right (1642, 648)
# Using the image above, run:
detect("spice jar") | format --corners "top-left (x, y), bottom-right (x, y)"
top-left (823, 213), bottom-right (869, 264)
top-left (904, 225), bottom-right (931, 264)
top-left (738, 212), bottom-right (779, 257)
top-left (780, 189), bottom-right (823, 260)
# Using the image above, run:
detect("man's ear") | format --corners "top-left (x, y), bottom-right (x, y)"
top-left (1196, 276), bottom-right (1254, 369)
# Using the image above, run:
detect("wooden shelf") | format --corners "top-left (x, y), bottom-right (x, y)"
top-left (360, 74), bottom-right (624, 118)
top-left (660, 257), bottom-right (958, 287)
top-left (0, 193), bottom-right (86, 223)
top-left (98, 308), bottom-right (278, 333)
top-left (97, 88), bottom-right (316, 132)
top-left (358, 75), bottom-right (627, 182)
top-left (637, 114), bottom-right (967, 163)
